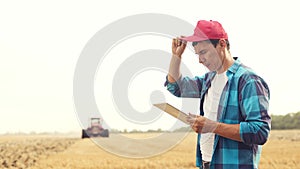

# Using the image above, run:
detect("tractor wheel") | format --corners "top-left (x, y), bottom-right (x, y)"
top-left (81, 129), bottom-right (90, 139)
top-left (101, 129), bottom-right (109, 137)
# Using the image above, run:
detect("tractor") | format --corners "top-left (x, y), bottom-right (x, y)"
top-left (81, 117), bottom-right (109, 139)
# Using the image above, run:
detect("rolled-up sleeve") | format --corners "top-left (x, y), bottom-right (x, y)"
top-left (239, 77), bottom-right (271, 145)
top-left (164, 76), bottom-right (182, 97)
top-left (164, 75), bottom-right (203, 98)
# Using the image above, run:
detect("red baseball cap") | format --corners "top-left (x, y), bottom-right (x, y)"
top-left (180, 20), bottom-right (228, 42)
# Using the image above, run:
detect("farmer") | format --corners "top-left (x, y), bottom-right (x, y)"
top-left (165, 20), bottom-right (271, 169)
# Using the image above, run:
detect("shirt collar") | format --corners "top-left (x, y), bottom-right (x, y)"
top-left (227, 57), bottom-right (241, 74)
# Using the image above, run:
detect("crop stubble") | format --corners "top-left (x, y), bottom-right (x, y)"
top-left (0, 135), bottom-right (76, 169)
top-left (1, 130), bottom-right (299, 169)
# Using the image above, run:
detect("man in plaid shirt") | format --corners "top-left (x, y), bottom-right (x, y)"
top-left (165, 20), bottom-right (271, 169)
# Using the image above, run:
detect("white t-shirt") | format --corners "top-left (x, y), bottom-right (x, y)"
top-left (200, 72), bottom-right (228, 162)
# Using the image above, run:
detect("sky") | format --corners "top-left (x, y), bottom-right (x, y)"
top-left (1, 0), bottom-right (300, 134)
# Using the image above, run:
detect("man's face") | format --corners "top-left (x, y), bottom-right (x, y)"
top-left (194, 41), bottom-right (223, 72)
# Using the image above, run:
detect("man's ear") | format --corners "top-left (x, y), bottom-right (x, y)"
top-left (219, 39), bottom-right (226, 47)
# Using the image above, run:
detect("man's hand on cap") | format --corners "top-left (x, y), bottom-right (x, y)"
top-left (172, 36), bottom-right (187, 58)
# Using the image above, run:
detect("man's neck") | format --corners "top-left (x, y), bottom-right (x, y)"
top-left (217, 54), bottom-right (234, 74)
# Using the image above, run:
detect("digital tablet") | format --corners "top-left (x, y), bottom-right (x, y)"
top-left (153, 103), bottom-right (189, 124)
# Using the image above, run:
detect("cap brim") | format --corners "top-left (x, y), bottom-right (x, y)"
top-left (179, 35), bottom-right (208, 42)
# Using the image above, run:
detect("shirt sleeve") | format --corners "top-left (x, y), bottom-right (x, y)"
top-left (239, 76), bottom-right (271, 145)
top-left (164, 75), bottom-right (204, 98)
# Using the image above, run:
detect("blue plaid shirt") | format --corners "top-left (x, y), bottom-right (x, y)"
top-left (165, 58), bottom-right (271, 169)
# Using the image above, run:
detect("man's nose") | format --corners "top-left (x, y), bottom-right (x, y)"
top-left (199, 56), bottom-right (205, 64)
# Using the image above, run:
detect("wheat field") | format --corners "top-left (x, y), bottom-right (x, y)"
top-left (0, 130), bottom-right (299, 169)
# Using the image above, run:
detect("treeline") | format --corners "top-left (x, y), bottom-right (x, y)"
top-left (109, 112), bottom-right (300, 133)
top-left (110, 127), bottom-right (191, 133)
top-left (110, 128), bottom-right (165, 133)
top-left (271, 111), bottom-right (300, 129)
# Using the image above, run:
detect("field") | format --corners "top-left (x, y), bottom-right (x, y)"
top-left (0, 130), bottom-right (299, 169)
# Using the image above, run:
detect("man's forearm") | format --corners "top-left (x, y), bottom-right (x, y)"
top-left (168, 55), bottom-right (182, 83)
top-left (214, 123), bottom-right (242, 142)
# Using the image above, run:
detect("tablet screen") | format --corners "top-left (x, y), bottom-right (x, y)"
top-left (153, 103), bottom-right (189, 124)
